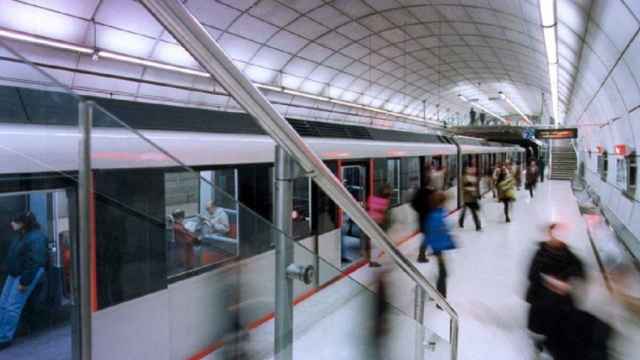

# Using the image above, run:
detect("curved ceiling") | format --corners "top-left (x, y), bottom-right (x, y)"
top-left (0, 0), bottom-right (591, 128)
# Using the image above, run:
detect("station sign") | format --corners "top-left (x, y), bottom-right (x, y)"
top-left (534, 128), bottom-right (578, 139)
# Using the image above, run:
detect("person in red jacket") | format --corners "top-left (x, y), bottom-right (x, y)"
top-left (363, 184), bottom-right (392, 267)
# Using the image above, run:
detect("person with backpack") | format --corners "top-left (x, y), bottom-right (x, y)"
top-left (458, 165), bottom-right (482, 231)
top-left (497, 167), bottom-right (516, 223)
top-left (423, 192), bottom-right (455, 302)
top-left (363, 184), bottom-right (392, 267)
top-left (0, 212), bottom-right (48, 349)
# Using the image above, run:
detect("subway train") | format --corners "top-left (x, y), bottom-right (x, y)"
top-left (0, 86), bottom-right (524, 359)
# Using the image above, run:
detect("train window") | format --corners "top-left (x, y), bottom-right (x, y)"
top-left (400, 157), bottom-right (421, 202)
top-left (447, 155), bottom-right (458, 189)
top-left (627, 153), bottom-right (637, 196)
top-left (165, 169), bottom-right (239, 278)
top-left (616, 158), bottom-right (626, 188)
top-left (292, 177), bottom-right (311, 240)
top-left (598, 152), bottom-right (608, 181)
top-left (374, 158), bottom-right (401, 205)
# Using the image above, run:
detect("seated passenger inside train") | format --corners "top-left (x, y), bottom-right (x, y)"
top-left (172, 209), bottom-right (200, 270)
top-left (200, 200), bottom-right (230, 237)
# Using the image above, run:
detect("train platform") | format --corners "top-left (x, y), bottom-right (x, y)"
top-left (203, 180), bottom-right (639, 359)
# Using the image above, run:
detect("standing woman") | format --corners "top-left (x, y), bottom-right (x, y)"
top-left (491, 162), bottom-right (502, 200)
top-left (0, 212), bottom-right (48, 349)
top-left (497, 168), bottom-right (516, 223)
top-left (526, 160), bottom-right (539, 198)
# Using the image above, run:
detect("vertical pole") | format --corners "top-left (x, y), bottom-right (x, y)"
top-left (413, 285), bottom-right (426, 360)
top-left (274, 145), bottom-right (294, 360)
top-left (78, 101), bottom-right (93, 360)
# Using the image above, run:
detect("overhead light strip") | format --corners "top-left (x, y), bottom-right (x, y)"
top-left (0, 28), bottom-right (94, 54)
top-left (0, 27), bottom-right (441, 127)
top-left (498, 92), bottom-right (532, 124)
top-left (540, 0), bottom-right (560, 126)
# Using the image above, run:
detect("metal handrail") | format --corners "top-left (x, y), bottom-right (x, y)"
top-left (139, 1), bottom-right (459, 358)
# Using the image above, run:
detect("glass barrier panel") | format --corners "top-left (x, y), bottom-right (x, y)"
top-left (0, 38), bottom-right (84, 360)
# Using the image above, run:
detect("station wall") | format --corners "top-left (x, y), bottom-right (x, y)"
top-left (566, 0), bottom-right (640, 253)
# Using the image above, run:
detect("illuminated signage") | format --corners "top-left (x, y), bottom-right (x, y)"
top-left (534, 128), bottom-right (578, 139)
top-left (614, 144), bottom-right (629, 156)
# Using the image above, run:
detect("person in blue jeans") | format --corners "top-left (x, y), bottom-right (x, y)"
top-left (0, 211), bottom-right (47, 349)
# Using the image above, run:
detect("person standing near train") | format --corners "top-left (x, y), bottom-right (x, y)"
top-left (458, 165), bottom-right (482, 231)
top-left (0, 212), bottom-right (48, 349)
top-left (413, 168), bottom-right (435, 263)
top-left (364, 184), bottom-right (392, 268)
top-left (497, 167), bottom-right (516, 223)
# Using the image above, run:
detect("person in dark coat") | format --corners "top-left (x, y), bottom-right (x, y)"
top-left (0, 212), bottom-right (48, 349)
top-left (413, 167), bottom-right (435, 263)
top-left (526, 160), bottom-right (539, 198)
top-left (538, 157), bottom-right (546, 183)
top-left (526, 223), bottom-right (588, 359)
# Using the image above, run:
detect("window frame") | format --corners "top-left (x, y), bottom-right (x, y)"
top-left (626, 152), bottom-right (637, 198)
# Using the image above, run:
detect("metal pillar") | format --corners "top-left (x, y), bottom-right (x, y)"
top-left (78, 101), bottom-right (93, 360)
top-left (274, 146), bottom-right (294, 360)
top-left (413, 285), bottom-right (426, 360)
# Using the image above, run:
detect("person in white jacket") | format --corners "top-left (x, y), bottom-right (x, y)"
top-left (200, 200), bottom-right (230, 237)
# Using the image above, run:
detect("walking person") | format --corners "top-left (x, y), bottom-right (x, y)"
top-left (513, 161), bottom-right (523, 190)
top-left (497, 168), bottom-right (516, 223)
top-left (526, 160), bottom-right (539, 198)
top-left (491, 162), bottom-right (502, 199)
top-left (458, 166), bottom-right (482, 231)
top-left (412, 169), bottom-right (435, 263)
top-left (0, 212), bottom-right (48, 349)
top-left (525, 223), bottom-right (588, 359)
top-left (422, 192), bottom-right (455, 304)
top-left (538, 156), bottom-right (546, 183)
top-left (364, 184), bottom-right (392, 267)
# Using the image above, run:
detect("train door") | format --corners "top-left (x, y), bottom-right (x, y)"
top-left (0, 189), bottom-right (76, 358)
top-left (340, 164), bottom-right (367, 267)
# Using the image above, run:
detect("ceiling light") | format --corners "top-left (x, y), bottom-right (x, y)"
top-left (97, 50), bottom-right (210, 77)
top-left (499, 92), bottom-right (531, 124)
top-left (540, 0), bottom-right (556, 27)
top-left (543, 27), bottom-right (558, 64)
top-left (330, 98), bottom-right (362, 108)
top-left (0, 28), bottom-right (93, 54)
top-left (254, 83), bottom-right (283, 92)
top-left (283, 88), bottom-right (329, 101)
top-left (458, 94), bottom-right (468, 102)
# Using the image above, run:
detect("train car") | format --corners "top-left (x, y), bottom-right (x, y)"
top-left (0, 86), bottom-right (523, 359)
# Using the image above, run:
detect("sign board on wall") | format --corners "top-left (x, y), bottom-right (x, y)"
top-left (534, 128), bottom-right (578, 139)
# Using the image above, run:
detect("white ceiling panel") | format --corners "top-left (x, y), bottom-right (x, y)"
top-left (96, 0), bottom-right (164, 38)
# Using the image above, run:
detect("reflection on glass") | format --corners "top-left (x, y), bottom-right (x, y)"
top-left (165, 170), bottom-right (239, 277)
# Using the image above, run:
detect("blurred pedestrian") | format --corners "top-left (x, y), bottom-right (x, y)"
top-left (423, 192), bottom-right (455, 301)
top-left (491, 162), bottom-right (502, 199)
top-left (525, 223), bottom-right (586, 359)
top-left (412, 167), bottom-right (435, 263)
top-left (459, 165), bottom-right (482, 231)
top-left (496, 168), bottom-right (516, 223)
top-left (538, 156), bottom-right (546, 183)
top-left (526, 160), bottom-right (539, 198)
top-left (513, 161), bottom-right (523, 190)
top-left (364, 184), bottom-right (392, 267)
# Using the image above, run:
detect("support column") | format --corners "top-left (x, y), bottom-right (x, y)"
top-left (413, 285), bottom-right (426, 360)
top-left (78, 101), bottom-right (93, 360)
top-left (274, 145), bottom-right (294, 360)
